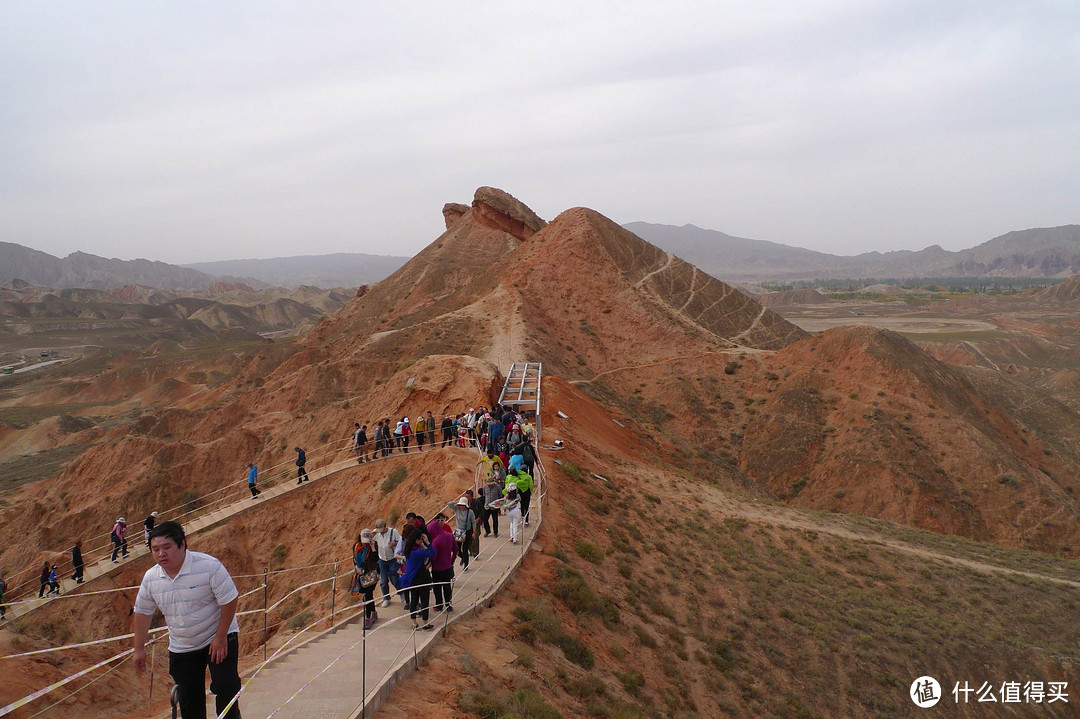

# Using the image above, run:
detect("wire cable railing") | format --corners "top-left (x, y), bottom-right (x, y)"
top-left (1, 397), bottom-right (537, 716)
top-left (0, 429), bottom-right (490, 611)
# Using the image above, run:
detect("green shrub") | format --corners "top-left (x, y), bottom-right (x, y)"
top-left (597, 594), bottom-right (621, 627)
top-left (632, 625), bottom-right (657, 648)
top-left (270, 543), bottom-right (287, 570)
top-left (514, 598), bottom-right (563, 644)
top-left (567, 675), bottom-right (608, 699)
top-left (617, 670), bottom-right (645, 697)
top-left (512, 642), bottom-right (535, 668)
top-left (556, 634), bottom-right (595, 669)
top-left (554, 565), bottom-right (597, 614)
top-left (513, 597), bottom-right (595, 668)
top-left (459, 681), bottom-right (563, 719)
top-left (287, 611), bottom-right (315, 630)
top-left (381, 466), bottom-right (407, 494)
top-left (575, 541), bottom-right (605, 564)
top-left (563, 461), bottom-right (583, 482)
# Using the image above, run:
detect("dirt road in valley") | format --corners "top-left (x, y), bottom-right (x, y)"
top-left (713, 493), bottom-right (1080, 588)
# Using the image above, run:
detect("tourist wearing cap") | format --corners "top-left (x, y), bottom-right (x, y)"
top-left (393, 418), bottom-right (404, 451)
top-left (482, 474), bottom-right (503, 538)
top-left (353, 529), bottom-right (380, 629)
top-left (372, 518), bottom-right (403, 607)
top-left (111, 516), bottom-right (128, 562)
top-left (446, 496), bottom-right (477, 571)
top-left (401, 417), bottom-right (412, 453)
top-left (144, 510), bottom-right (160, 547)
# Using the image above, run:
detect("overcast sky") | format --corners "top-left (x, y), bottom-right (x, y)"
top-left (2, 1), bottom-right (1077, 263)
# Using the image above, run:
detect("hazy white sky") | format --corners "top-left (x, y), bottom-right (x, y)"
top-left (2, 1), bottom-right (1077, 263)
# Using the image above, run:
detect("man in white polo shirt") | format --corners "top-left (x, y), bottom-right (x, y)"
top-left (132, 521), bottom-right (241, 719)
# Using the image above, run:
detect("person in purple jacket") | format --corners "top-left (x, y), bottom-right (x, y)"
top-left (427, 514), bottom-right (458, 613)
top-left (398, 528), bottom-right (436, 630)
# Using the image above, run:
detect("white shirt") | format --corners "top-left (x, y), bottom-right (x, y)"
top-left (134, 550), bottom-right (239, 653)
top-left (373, 528), bottom-right (401, 561)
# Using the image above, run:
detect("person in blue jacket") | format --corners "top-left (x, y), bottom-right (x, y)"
top-left (398, 528), bottom-right (436, 631)
top-left (247, 463), bottom-right (261, 499)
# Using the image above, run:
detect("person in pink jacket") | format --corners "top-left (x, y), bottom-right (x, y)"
top-left (428, 514), bottom-right (458, 613)
top-left (110, 516), bottom-right (128, 562)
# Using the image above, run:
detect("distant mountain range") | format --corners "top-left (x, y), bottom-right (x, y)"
top-left (5, 221), bottom-right (1078, 292)
top-left (624, 223), bottom-right (1080, 281)
top-left (0, 241), bottom-right (255, 291)
top-left (183, 253), bottom-right (409, 289)
top-left (0, 242), bottom-right (409, 291)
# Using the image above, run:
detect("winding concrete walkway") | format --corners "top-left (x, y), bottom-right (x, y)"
top-left (234, 492), bottom-right (542, 719)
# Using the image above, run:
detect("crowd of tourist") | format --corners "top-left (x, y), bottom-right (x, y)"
top-left (2, 403), bottom-right (538, 629)
top-left (349, 404), bottom-right (539, 629)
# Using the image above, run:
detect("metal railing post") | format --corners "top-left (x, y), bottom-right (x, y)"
top-left (330, 561), bottom-right (338, 627)
top-left (147, 640), bottom-right (157, 715)
top-left (262, 568), bottom-right (269, 662)
top-left (361, 614), bottom-right (367, 719)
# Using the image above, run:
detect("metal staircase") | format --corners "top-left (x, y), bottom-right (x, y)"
top-left (497, 362), bottom-right (542, 442)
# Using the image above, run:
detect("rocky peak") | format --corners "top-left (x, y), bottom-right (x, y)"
top-left (441, 203), bottom-right (471, 229)
top-left (471, 186), bottom-right (546, 241)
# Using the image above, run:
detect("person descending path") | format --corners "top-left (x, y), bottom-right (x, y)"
top-left (372, 420), bottom-right (384, 460)
top-left (111, 517), bottom-right (128, 562)
top-left (37, 561), bottom-right (49, 598)
top-left (482, 474), bottom-right (503, 538)
top-left (46, 565), bottom-right (59, 596)
top-left (247, 463), bottom-right (261, 498)
top-left (71, 540), bottom-right (85, 584)
top-left (399, 527), bottom-right (435, 631)
top-left (428, 513), bottom-right (457, 613)
top-left (372, 519), bottom-right (402, 607)
top-left (353, 423), bottom-right (368, 464)
top-left (504, 481), bottom-right (522, 544)
top-left (295, 446), bottom-right (309, 484)
top-left (467, 489), bottom-right (484, 560)
top-left (441, 414), bottom-right (454, 447)
top-left (446, 496), bottom-right (477, 572)
top-left (425, 411), bottom-right (437, 450)
top-left (393, 419), bottom-right (403, 452)
top-left (353, 529), bottom-right (380, 629)
top-left (144, 511), bottom-right (159, 546)
top-left (511, 466), bottom-right (534, 526)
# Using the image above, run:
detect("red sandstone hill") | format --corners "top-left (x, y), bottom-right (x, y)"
top-left (6, 187), bottom-right (1080, 576)
top-left (744, 326), bottom-right (1080, 553)
top-left (0, 187), bottom-right (805, 577)
top-left (5, 189), bottom-right (1080, 718)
